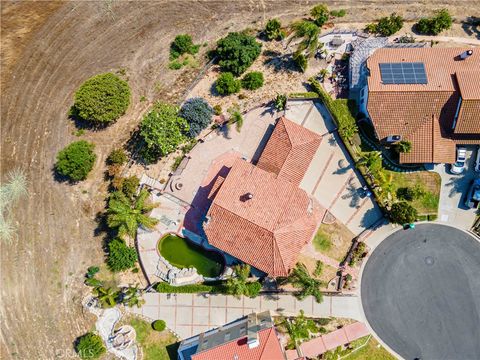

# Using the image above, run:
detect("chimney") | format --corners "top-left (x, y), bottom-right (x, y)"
top-left (247, 192), bottom-right (253, 200)
top-left (460, 50), bottom-right (473, 60)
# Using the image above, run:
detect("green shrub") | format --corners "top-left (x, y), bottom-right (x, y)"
top-left (416, 9), bottom-right (452, 35)
top-left (213, 104), bottom-right (222, 115)
top-left (330, 9), bottom-right (346, 17)
top-left (313, 260), bottom-right (324, 277)
top-left (397, 187), bottom-right (416, 201)
top-left (170, 34), bottom-right (199, 59)
top-left (120, 175), bottom-right (140, 198)
top-left (75, 333), bottom-right (106, 359)
top-left (241, 71), bottom-right (264, 90)
top-left (168, 60), bottom-right (183, 70)
top-left (246, 281), bottom-right (262, 297)
top-left (389, 201), bottom-right (418, 224)
top-left (152, 320), bottom-right (166, 332)
top-left (311, 4), bottom-right (330, 27)
top-left (72, 73), bottom-right (130, 124)
top-left (180, 97), bottom-right (214, 137)
top-left (216, 32), bottom-right (262, 76)
top-left (293, 52), bottom-right (308, 72)
top-left (366, 13), bottom-right (404, 36)
top-left (107, 238), bottom-right (137, 272)
top-left (107, 148), bottom-right (128, 165)
top-left (87, 266), bottom-right (100, 278)
top-left (317, 318), bottom-right (330, 326)
top-left (216, 72), bottom-right (241, 95)
top-left (155, 281), bottom-right (226, 294)
top-left (289, 92), bottom-right (319, 99)
top-left (55, 141), bottom-right (96, 181)
top-left (140, 102), bottom-right (189, 162)
top-left (275, 94), bottom-right (287, 111)
top-left (265, 18), bottom-right (284, 40)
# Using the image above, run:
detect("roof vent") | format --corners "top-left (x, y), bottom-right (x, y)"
top-left (241, 192), bottom-right (254, 202)
top-left (460, 50), bottom-right (473, 60)
top-left (247, 337), bottom-right (260, 349)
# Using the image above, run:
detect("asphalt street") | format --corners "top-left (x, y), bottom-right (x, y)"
top-left (361, 224), bottom-right (480, 360)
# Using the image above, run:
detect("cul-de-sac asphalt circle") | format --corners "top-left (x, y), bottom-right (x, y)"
top-left (361, 224), bottom-right (480, 360)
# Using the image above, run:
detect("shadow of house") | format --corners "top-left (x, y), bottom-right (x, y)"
top-left (251, 123), bottom-right (275, 164)
top-left (183, 165), bottom-right (232, 238)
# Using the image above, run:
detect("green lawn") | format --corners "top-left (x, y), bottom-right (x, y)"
top-left (158, 234), bottom-right (224, 277)
top-left (388, 171), bottom-right (441, 215)
top-left (343, 336), bottom-right (395, 360)
top-left (127, 316), bottom-right (178, 360)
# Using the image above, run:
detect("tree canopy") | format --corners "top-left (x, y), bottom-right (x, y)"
top-left (170, 34), bottom-right (199, 59)
top-left (366, 13), bottom-right (404, 36)
top-left (140, 102), bottom-right (189, 162)
top-left (389, 201), bottom-right (418, 224)
top-left (310, 4), bottom-right (330, 27)
top-left (416, 9), bottom-right (452, 35)
top-left (216, 72), bottom-right (241, 95)
top-left (241, 71), bottom-right (264, 90)
top-left (107, 238), bottom-right (138, 272)
top-left (72, 73), bottom-right (130, 124)
top-left (216, 32), bottom-right (262, 76)
top-left (288, 263), bottom-right (323, 303)
top-left (75, 332), bottom-right (106, 359)
top-left (55, 140), bottom-right (96, 181)
top-left (179, 97), bottom-right (214, 137)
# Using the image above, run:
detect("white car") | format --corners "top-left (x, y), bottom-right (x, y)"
top-left (450, 147), bottom-right (467, 174)
top-left (475, 147), bottom-right (480, 172)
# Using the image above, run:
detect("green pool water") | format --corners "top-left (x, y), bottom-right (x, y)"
top-left (158, 234), bottom-right (224, 278)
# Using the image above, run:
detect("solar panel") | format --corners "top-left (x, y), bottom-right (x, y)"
top-left (379, 62), bottom-right (428, 84)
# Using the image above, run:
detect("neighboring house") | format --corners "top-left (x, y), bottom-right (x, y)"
top-left (203, 117), bottom-right (324, 277)
top-left (365, 47), bottom-right (480, 164)
top-left (177, 311), bottom-right (286, 360)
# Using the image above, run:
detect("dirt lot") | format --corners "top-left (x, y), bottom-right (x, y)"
top-left (1, 1), bottom-right (478, 359)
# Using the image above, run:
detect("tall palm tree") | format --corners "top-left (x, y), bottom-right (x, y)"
top-left (288, 263), bottom-right (323, 303)
top-left (107, 189), bottom-right (158, 239)
top-left (94, 286), bottom-right (119, 308)
top-left (356, 151), bottom-right (382, 174)
top-left (225, 264), bottom-right (250, 298)
top-left (290, 20), bottom-right (320, 58)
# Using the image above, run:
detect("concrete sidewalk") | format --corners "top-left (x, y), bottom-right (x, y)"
top-left (128, 293), bottom-right (363, 339)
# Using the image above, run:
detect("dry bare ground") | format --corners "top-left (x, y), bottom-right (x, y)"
top-left (1, 1), bottom-right (478, 359)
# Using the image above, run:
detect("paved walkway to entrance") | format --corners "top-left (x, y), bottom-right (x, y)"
top-left (128, 293), bottom-right (363, 339)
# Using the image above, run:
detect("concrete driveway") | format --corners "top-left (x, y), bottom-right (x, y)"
top-left (129, 293), bottom-right (363, 339)
top-left (361, 224), bottom-right (480, 360)
top-left (435, 146), bottom-right (479, 230)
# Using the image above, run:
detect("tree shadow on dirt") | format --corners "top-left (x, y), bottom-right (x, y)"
top-left (263, 52), bottom-right (300, 73)
top-left (341, 178), bottom-right (361, 208)
top-left (461, 17), bottom-right (480, 39)
top-left (68, 106), bottom-right (111, 131)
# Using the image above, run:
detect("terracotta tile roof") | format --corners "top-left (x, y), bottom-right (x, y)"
top-left (455, 99), bottom-right (480, 134)
top-left (257, 117), bottom-right (322, 186)
top-left (204, 159), bottom-right (324, 277)
top-left (400, 115), bottom-right (456, 164)
top-left (191, 327), bottom-right (286, 360)
top-left (366, 47), bottom-right (480, 163)
top-left (208, 175), bottom-right (225, 200)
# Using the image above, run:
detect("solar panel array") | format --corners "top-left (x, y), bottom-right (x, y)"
top-left (379, 62), bottom-right (428, 84)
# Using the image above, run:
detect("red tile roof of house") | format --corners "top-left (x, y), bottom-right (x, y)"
top-left (191, 327), bottom-right (286, 360)
top-left (204, 158), bottom-right (324, 277)
top-left (366, 47), bottom-right (480, 163)
top-left (257, 117), bottom-right (322, 186)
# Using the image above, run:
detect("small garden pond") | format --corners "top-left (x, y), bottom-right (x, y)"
top-left (158, 234), bottom-right (225, 278)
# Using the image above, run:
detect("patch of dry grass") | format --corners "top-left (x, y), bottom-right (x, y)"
top-left (313, 221), bottom-right (355, 262)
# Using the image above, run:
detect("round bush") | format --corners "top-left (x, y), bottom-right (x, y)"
top-left (107, 148), bottom-right (128, 165)
top-left (216, 32), bottom-right (262, 76)
top-left (152, 320), bottom-right (166, 332)
top-left (216, 72), bottom-right (241, 96)
top-left (73, 73), bottom-right (130, 124)
top-left (389, 201), bottom-right (418, 224)
top-left (56, 140), bottom-right (96, 181)
top-left (241, 71), bottom-right (264, 90)
top-left (179, 97), bottom-right (214, 137)
top-left (75, 332), bottom-right (106, 359)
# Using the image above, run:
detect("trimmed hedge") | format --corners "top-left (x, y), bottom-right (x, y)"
top-left (155, 282), bottom-right (224, 294)
top-left (152, 320), bottom-right (166, 332)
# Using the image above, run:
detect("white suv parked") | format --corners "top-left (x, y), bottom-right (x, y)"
top-left (450, 147), bottom-right (467, 174)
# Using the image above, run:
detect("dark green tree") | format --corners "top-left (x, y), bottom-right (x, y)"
top-left (310, 4), bottom-right (330, 27)
top-left (107, 238), bottom-right (138, 272)
top-left (216, 72), bottom-right (241, 95)
top-left (72, 73), bottom-right (130, 124)
top-left (389, 201), bottom-right (418, 224)
top-left (265, 18), bottom-right (284, 40)
top-left (395, 140), bottom-right (412, 153)
top-left (366, 13), bottom-right (404, 36)
top-left (416, 9), bottom-right (452, 35)
top-left (241, 71), bottom-right (264, 90)
top-left (75, 332), bottom-right (106, 359)
top-left (140, 102), bottom-right (189, 162)
top-left (180, 97), bottom-right (214, 137)
top-left (55, 140), bottom-right (96, 181)
top-left (288, 263), bottom-right (324, 303)
top-left (170, 34), bottom-right (199, 59)
top-left (106, 189), bottom-right (158, 239)
top-left (152, 320), bottom-right (166, 331)
top-left (107, 148), bottom-right (128, 165)
top-left (216, 32), bottom-right (262, 76)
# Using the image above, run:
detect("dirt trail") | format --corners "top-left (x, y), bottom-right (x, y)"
top-left (0, 1), bottom-right (478, 359)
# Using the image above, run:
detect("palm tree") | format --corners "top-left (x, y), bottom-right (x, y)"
top-left (356, 151), bottom-right (382, 174)
top-left (279, 310), bottom-right (319, 349)
top-left (94, 286), bottom-right (119, 308)
top-left (319, 68), bottom-right (330, 82)
top-left (120, 285), bottom-right (145, 308)
top-left (290, 20), bottom-right (320, 58)
top-left (395, 140), bottom-right (412, 153)
top-left (225, 264), bottom-right (250, 298)
top-left (107, 189), bottom-right (158, 239)
top-left (288, 263), bottom-right (323, 303)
